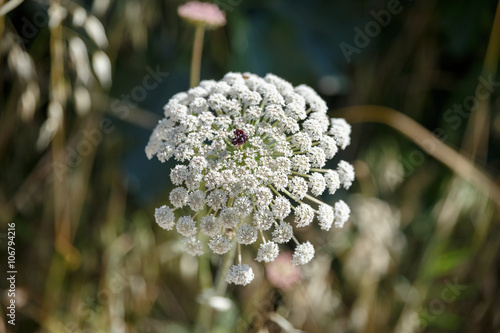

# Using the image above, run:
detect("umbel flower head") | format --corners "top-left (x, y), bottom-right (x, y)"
top-left (146, 72), bottom-right (355, 285)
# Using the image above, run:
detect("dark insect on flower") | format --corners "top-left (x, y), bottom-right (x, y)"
top-left (231, 129), bottom-right (248, 147)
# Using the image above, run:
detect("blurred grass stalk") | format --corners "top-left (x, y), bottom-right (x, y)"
top-left (43, 0), bottom-right (75, 329)
top-left (336, 106), bottom-right (500, 207)
top-left (0, 0), bottom-right (5, 54)
top-left (49, 0), bottom-right (69, 253)
top-left (0, 0), bottom-right (23, 18)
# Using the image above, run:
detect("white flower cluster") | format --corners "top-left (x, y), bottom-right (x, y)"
top-left (146, 72), bottom-right (355, 285)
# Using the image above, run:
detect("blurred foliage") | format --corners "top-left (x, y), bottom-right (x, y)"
top-left (1, 0), bottom-right (500, 332)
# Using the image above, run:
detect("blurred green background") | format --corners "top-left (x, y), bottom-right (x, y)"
top-left (1, 0), bottom-right (500, 332)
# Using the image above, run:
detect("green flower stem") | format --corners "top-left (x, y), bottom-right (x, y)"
top-left (291, 170), bottom-right (310, 178)
top-left (237, 243), bottom-right (242, 264)
top-left (195, 251), bottom-right (213, 332)
top-left (304, 193), bottom-right (327, 207)
top-left (259, 230), bottom-right (267, 243)
top-left (282, 188), bottom-right (305, 206)
top-left (190, 24), bottom-right (205, 88)
top-left (198, 247), bottom-right (212, 289)
top-left (197, 208), bottom-right (212, 291)
top-left (215, 238), bottom-right (237, 295)
top-left (267, 183), bottom-right (282, 198)
top-left (309, 168), bottom-right (329, 173)
top-left (250, 194), bottom-right (258, 212)
top-left (195, 238), bottom-right (237, 332)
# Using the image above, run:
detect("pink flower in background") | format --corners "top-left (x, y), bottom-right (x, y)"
top-left (266, 252), bottom-right (301, 291)
top-left (178, 1), bottom-right (226, 28)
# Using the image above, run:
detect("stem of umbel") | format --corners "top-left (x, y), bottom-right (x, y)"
top-left (190, 24), bottom-right (206, 88)
top-left (190, 25), bottom-right (236, 331)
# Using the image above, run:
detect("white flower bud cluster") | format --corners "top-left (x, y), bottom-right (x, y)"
top-left (146, 72), bottom-right (355, 285)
